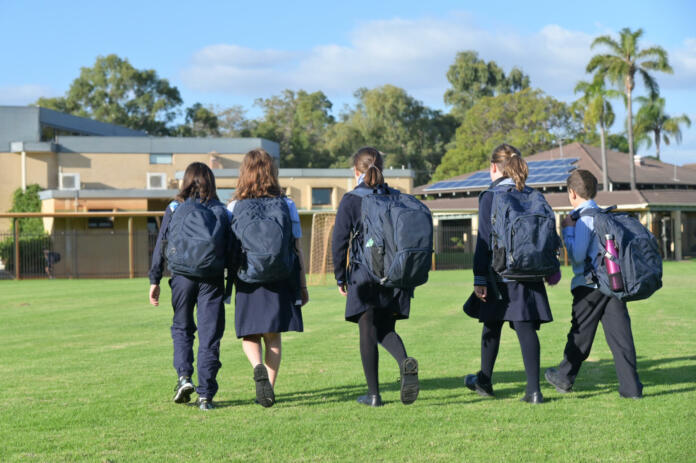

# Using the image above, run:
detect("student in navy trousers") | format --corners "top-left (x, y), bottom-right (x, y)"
top-left (149, 162), bottom-right (232, 411)
top-left (463, 144), bottom-right (557, 404)
top-left (332, 146), bottom-right (419, 407)
top-left (228, 148), bottom-right (309, 408)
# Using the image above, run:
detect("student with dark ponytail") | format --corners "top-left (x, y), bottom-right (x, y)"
top-left (463, 143), bottom-right (558, 404)
top-left (332, 147), bottom-right (419, 407)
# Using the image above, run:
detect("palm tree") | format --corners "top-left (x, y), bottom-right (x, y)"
top-left (574, 76), bottom-right (623, 191)
top-left (635, 94), bottom-right (692, 161)
top-left (587, 27), bottom-right (673, 190)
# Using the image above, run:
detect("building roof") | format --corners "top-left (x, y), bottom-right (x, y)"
top-left (414, 142), bottom-right (696, 195)
top-left (1, 105), bottom-right (280, 157)
top-left (0, 106), bottom-right (146, 151)
top-left (423, 189), bottom-right (696, 213)
top-left (177, 167), bottom-right (415, 180)
top-left (38, 189), bottom-right (179, 200)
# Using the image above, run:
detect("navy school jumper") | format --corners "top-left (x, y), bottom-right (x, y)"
top-left (331, 183), bottom-right (412, 323)
top-left (149, 199), bottom-right (234, 399)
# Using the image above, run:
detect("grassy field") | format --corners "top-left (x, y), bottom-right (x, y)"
top-left (1, 262), bottom-right (695, 462)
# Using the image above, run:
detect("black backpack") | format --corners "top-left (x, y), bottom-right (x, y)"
top-left (488, 185), bottom-right (561, 281)
top-left (165, 198), bottom-right (229, 278)
top-left (348, 185), bottom-right (433, 288)
top-left (231, 197), bottom-right (296, 284)
top-left (577, 207), bottom-right (662, 301)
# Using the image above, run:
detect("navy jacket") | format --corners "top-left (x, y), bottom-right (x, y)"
top-left (332, 183), bottom-right (411, 322)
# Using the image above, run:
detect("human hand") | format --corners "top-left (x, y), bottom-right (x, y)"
top-left (474, 285), bottom-right (487, 302)
top-left (545, 271), bottom-right (562, 286)
top-left (149, 284), bottom-right (161, 306)
top-left (301, 287), bottom-right (309, 306)
top-left (561, 214), bottom-right (576, 228)
top-left (338, 284), bottom-right (347, 297)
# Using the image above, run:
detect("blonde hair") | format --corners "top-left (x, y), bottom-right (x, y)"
top-left (234, 149), bottom-right (282, 200)
top-left (353, 146), bottom-right (384, 187)
top-left (491, 143), bottom-right (528, 191)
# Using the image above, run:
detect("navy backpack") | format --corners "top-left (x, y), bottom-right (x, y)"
top-left (349, 185), bottom-right (433, 288)
top-left (488, 185), bottom-right (561, 281)
top-left (165, 198), bottom-right (229, 278)
top-left (576, 207), bottom-right (662, 301)
top-left (231, 197), bottom-right (295, 284)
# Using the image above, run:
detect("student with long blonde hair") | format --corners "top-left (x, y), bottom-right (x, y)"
top-left (229, 149), bottom-right (308, 408)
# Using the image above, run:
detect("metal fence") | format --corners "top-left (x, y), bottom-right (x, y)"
top-left (0, 230), bottom-right (164, 280)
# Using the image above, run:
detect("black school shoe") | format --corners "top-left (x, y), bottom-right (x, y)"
top-left (357, 394), bottom-right (383, 407)
top-left (520, 391), bottom-right (544, 404)
top-left (400, 357), bottom-right (420, 405)
top-left (173, 376), bottom-right (195, 404)
top-left (253, 364), bottom-right (275, 408)
top-left (545, 368), bottom-right (573, 393)
top-left (197, 397), bottom-right (214, 410)
top-left (465, 372), bottom-right (495, 397)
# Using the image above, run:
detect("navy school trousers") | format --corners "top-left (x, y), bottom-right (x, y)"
top-left (169, 274), bottom-right (226, 399)
top-left (557, 286), bottom-right (642, 397)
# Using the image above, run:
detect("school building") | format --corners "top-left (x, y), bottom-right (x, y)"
top-left (0, 105), bottom-right (413, 278)
top-left (415, 142), bottom-right (696, 266)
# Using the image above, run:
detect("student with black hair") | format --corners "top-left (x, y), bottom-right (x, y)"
top-left (464, 144), bottom-right (557, 404)
top-left (545, 169), bottom-right (643, 399)
top-left (331, 146), bottom-right (419, 407)
top-left (149, 162), bottom-right (232, 410)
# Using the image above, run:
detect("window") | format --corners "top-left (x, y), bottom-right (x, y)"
top-left (88, 210), bottom-right (114, 229)
top-left (59, 173), bottom-right (80, 190)
top-left (217, 188), bottom-right (236, 203)
top-left (311, 188), bottom-right (332, 207)
top-left (149, 153), bottom-right (172, 165)
top-left (147, 173), bottom-right (167, 189)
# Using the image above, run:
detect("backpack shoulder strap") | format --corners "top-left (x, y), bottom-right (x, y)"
top-left (168, 200), bottom-right (179, 212)
top-left (347, 187), bottom-right (372, 198)
top-left (577, 205), bottom-right (616, 218)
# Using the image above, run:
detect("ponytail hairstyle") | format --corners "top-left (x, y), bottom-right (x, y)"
top-left (176, 162), bottom-right (219, 203)
top-left (491, 143), bottom-right (528, 191)
top-left (234, 148), bottom-right (282, 200)
top-left (353, 146), bottom-right (384, 187)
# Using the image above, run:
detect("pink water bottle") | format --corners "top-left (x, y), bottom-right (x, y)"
top-left (604, 234), bottom-right (624, 291)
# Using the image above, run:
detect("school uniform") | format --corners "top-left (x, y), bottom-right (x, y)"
top-left (331, 183), bottom-right (413, 322)
top-left (553, 199), bottom-right (642, 397)
top-left (466, 177), bottom-right (552, 397)
top-left (332, 182), bottom-right (416, 403)
top-left (149, 199), bottom-right (231, 400)
top-left (228, 197), bottom-right (304, 338)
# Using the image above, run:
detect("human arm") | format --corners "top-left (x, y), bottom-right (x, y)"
top-left (473, 191), bottom-right (493, 290)
top-left (148, 206), bottom-right (174, 305)
top-left (563, 215), bottom-right (593, 266)
top-left (331, 195), bottom-right (357, 295)
top-left (295, 238), bottom-right (309, 305)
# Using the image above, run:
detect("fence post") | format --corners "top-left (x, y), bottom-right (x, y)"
top-left (14, 218), bottom-right (20, 280)
top-left (128, 216), bottom-right (135, 279)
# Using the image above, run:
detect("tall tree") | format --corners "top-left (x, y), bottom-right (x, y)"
top-left (444, 50), bottom-right (530, 119)
top-left (37, 54), bottom-right (182, 135)
top-left (174, 103), bottom-right (220, 137)
top-left (573, 77), bottom-right (622, 191)
top-left (215, 105), bottom-right (255, 137)
top-left (635, 94), bottom-right (691, 161)
top-left (253, 90), bottom-right (335, 168)
top-left (433, 88), bottom-right (582, 181)
top-left (587, 28), bottom-right (673, 189)
top-left (328, 85), bottom-right (456, 184)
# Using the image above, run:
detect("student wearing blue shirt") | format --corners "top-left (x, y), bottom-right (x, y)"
top-left (228, 149), bottom-right (309, 408)
top-left (545, 170), bottom-right (643, 399)
top-left (149, 162), bottom-right (233, 410)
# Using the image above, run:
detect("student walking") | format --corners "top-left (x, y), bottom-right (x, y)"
top-left (332, 146), bottom-right (422, 407)
top-left (229, 148), bottom-right (309, 408)
top-left (149, 162), bottom-right (232, 410)
top-left (463, 144), bottom-right (559, 404)
top-left (545, 169), bottom-right (643, 399)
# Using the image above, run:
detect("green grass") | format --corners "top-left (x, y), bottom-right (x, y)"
top-left (1, 262), bottom-right (695, 462)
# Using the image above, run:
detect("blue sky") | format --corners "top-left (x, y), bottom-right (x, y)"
top-left (1, 0), bottom-right (694, 164)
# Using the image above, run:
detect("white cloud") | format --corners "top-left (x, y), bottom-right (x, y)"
top-left (0, 84), bottom-right (57, 105)
top-left (180, 16), bottom-right (694, 118)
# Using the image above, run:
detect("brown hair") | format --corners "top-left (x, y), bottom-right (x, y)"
top-left (176, 162), bottom-right (218, 203)
top-left (566, 169), bottom-right (598, 200)
top-left (353, 146), bottom-right (384, 187)
top-left (234, 148), bottom-right (282, 200)
top-left (491, 143), bottom-right (528, 191)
